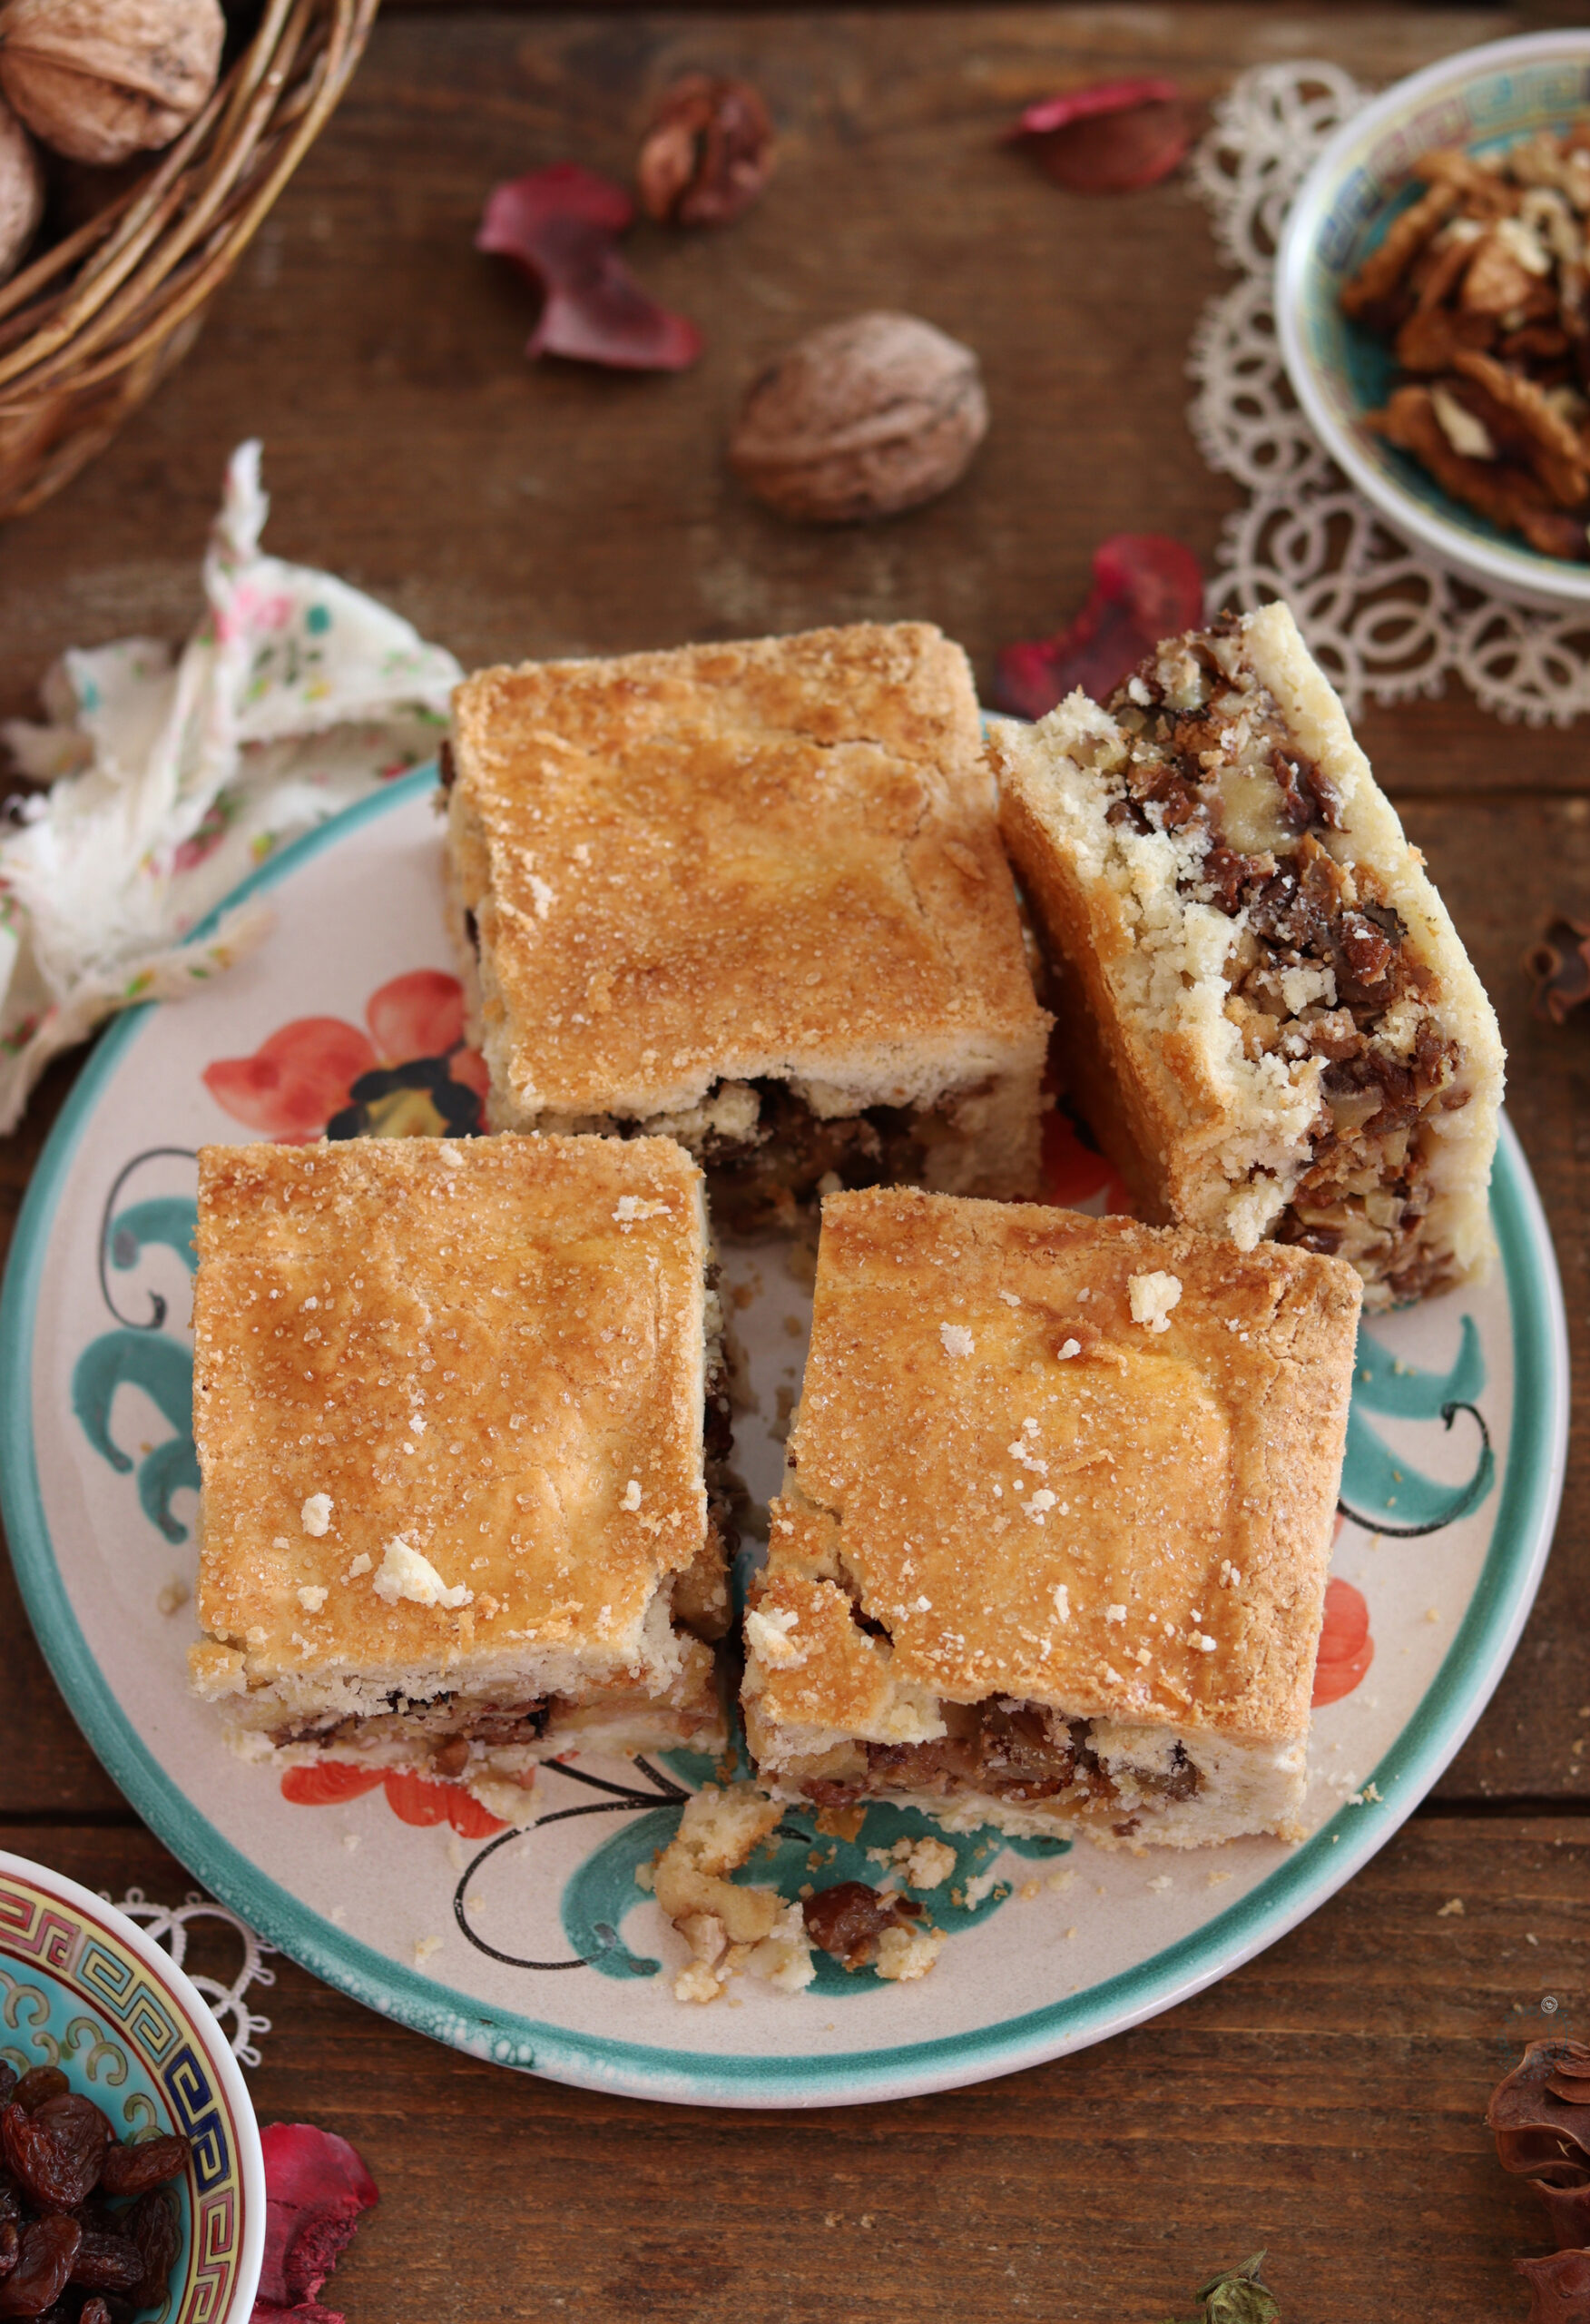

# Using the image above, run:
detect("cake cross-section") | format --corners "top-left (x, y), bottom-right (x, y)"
top-left (446, 621), bottom-right (1051, 1229)
top-left (995, 600), bottom-right (1505, 1307)
top-left (742, 1188), bottom-right (1362, 1848)
top-left (188, 1135), bottom-right (729, 1812)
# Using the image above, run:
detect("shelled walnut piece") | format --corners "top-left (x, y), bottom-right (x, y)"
top-left (1342, 130), bottom-right (1590, 559)
top-left (0, 0), bottom-right (224, 169)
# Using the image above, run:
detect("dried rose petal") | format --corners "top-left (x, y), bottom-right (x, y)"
top-left (477, 163), bottom-right (702, 372)
top-left (258, 2123), bottom-right (378, 2318)
top-left (1490, 2041), bottom-right (1590, 2178)
top-left (1008, 77), bottom-right (1190, 195)
top-left (1536, 2177), bottom-right (1590, 2251)
top-left (1516, 2248), bottom-right (1590, 2324)
top-left (638, 74), bottom-right (774, 226)
top-left (995, 534), bottom-right (1205, 718)
top-left (1526, 917), bottom-right (1590, 1024)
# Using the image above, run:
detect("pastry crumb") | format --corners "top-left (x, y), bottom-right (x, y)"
top-left (1436, 1897), bottom-right (1465, 1917)
top-left (874, 1925), bottom-right (946, 1982)
top-left (1127, 1270), bottom-right (1182, 1334)
top-left (300, 1492), bottom-right (333, 1536)
top-left (938, 1323), bottom-right (974, 1358)
top-left (156, 1579), bottom-right (190, 1617)
top-left (297, 1584), bottom-right (328, 1612)
top-left (412, 1935), bottom-right (443, 1966)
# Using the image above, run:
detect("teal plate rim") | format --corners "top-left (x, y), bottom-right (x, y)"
top-left (0, 767), bottom-right (1570, 2108)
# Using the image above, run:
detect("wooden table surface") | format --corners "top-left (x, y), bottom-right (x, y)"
top-left (3, 6), bottom-right (1587, 2319)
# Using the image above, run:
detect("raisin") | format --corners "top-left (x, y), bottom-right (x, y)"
top-left (6, 2079), bottom-right (64, 2121)
top-left (0, 2216), bottom-right (81, 2318)
top-left (66, 2230), bottom-right (144, 2293)
top-left (125, 2190), bottom-right (179, 2311)
top-left (0, 2183), bottom-right (18, 2230)
top-left (0, 2222), bottom-right (14, 2280)
top-left (0, 2076), bottom-right (13, 2112)
top-left (802, 1882), bottom-right (923, 1968)
top-left (1, 2097), bottom-right (109, 2214)
top-left (79, 2304), bottom-right (113, 2324)
top-left (97, 2136), bottom-right (190, 2200)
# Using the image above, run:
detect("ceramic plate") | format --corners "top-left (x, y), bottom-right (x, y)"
top-left (0, 771), bottom-right (1568, 2108)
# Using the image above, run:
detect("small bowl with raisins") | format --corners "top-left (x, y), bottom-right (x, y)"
top-left (0, 1851), bottom-right (263, 2321)
top-left (1278, 29), bottom-right (1590, 606)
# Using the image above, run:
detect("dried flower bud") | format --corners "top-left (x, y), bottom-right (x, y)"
top-left (0, 0), bottom-right (225, 168)
top-left (731, 310), bottom-right (987, 524)
top-left (0, 87), bottom-right (41, 283)
top-left (1489, 2041), bottom-right (1590, 2179)
top-left (637, 73), bottom-right (773, 227)
top-left (1516, 2248), bottom-right (1590, 2324)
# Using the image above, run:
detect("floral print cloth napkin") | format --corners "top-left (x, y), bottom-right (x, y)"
top-left (0, 440), bottom-right (462, 1134)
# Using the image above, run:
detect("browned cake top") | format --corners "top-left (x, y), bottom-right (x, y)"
top-left (191, 1136), bottom-right (708, 1681)
top-left (757, 1189), bottom-right (1361, 1743)
top-left (451, 623), bottom-right (1047, 1118)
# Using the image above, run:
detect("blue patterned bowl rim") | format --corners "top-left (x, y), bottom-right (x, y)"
top-left (0, 1847), bottom-right (265, 2319)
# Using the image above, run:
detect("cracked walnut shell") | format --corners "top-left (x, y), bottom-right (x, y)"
top-left (0, 0), bottom-right (225, 167)
top-left (730, 311), bottom-right (988, 523)
top-left (0, 88), bottom-right (41, 282)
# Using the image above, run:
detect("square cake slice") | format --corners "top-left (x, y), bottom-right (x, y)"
top-left (742, 1188), bottom-right (1361, 1849)
top-left (446, 621), bottom-right (1051, 1230)
top-left (994, 599), bottom-right (1505, 1308)
top-left (188, 1135), bottom-right (730, 1811)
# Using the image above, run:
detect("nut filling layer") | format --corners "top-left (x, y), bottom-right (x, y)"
top-left (1103, 627), bottom-right (1467, 1299)
top-left (798, 1695), bottom-right (1201, 1841)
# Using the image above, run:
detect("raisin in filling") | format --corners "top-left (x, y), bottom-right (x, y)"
top-left (1103, 630), bottom-right (1464, 1295)
top-left (800, 1697), bottom-right (1200, 1826)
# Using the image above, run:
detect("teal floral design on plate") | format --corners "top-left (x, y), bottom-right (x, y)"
top-left (1339, 1316), bottom-right (1495, 1537)
top-left (453, 1753), bottom-right (1071, 1993)
top-left (72, 1151), bottom-right (199, 1545)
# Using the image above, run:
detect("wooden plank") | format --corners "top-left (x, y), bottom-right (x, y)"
top-left (3, 1809), bottom-right (1582, 2323)
top-left (0, 5), bottom-right (1553, 798)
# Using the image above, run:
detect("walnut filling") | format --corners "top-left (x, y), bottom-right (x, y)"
top-left (797, 1696), bottom-right (1201, 1839)
top-left (645, 1078), bottom-right (964, 1233)
top-left (1103, 626), bottom-right (1467, 1299)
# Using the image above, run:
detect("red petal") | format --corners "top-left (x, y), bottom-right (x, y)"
top-left (478, 163), bottom-right (702, 372)
top-left (1009, 76), bottom-right (1182, 137)
top-left (259, 2123), bottom-right (378, 2312)
top-left (996, 534), bottom-right (1204, 719)
top-left (448, 1047), bottom-right (490, 1100)
top-left (280, 1766), bottom-right (385, 1807)
top-left (1010, 78), bottom-right (1190, 194)
top-left (365, 969), bottom-right (466, 1065)
top-left (1311, 1577), bottom-right (1375, 1708)
top-left (446, 1789), bottom-right (507, 1838)
top-left (380, 1771), bottom-right (455, 1827)
top-left (201, 1018), bottom-right (375, 1141)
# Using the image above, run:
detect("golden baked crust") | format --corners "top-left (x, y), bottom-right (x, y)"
top-left (994, 602), bottom-right (1504, 1305)
top-left (448, 622), bottom-right (1048, 1124)
top-left (190, 1135), bottom-right (716, 1700)
top-left (745, 1188), bottom-right (1361, 1765)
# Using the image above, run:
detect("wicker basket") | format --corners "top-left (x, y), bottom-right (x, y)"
top-left (0, 0), bottom-right (378, 522)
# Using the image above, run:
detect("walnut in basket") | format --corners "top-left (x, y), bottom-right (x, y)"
top-left (0, 0), bottom-right (224, 168)
top-left (0, 87), bottom-right (42, 280)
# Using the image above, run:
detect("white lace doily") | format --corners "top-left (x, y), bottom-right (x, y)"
top-left (109, 1888), bottom-right (274, 2066)
top-left (1190, 61), bottom-right (1590, 727)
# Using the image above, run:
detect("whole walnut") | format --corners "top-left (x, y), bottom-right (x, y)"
top-left (730, 311), bottom-right (988, 523)
top-left (0, 0), bottom-right (225, 167)
top-left (0, 88), bottom-right (42, 282)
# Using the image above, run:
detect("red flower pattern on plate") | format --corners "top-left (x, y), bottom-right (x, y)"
top-left (1312, 1576), bottom-right (1375, 1708)
top-left (202, 970), bottom-right (486, 1142)
top-left (280, 1762), bottom-right (506, 1838)
top-left (1040, 1108), bottom-right (1134, 1215)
